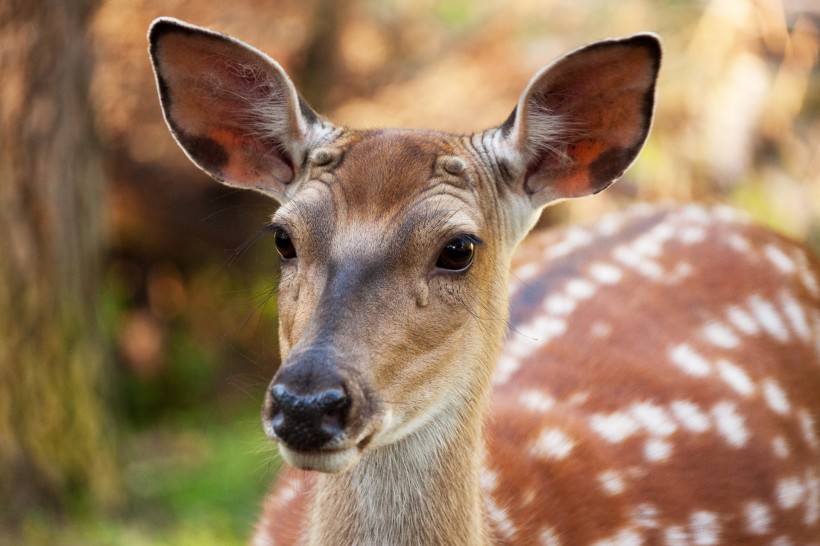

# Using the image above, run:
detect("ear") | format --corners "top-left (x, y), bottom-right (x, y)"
top-left (493, 34), bottom-right (661, 208)
top-left (148, 17), bottom-right (333, 201)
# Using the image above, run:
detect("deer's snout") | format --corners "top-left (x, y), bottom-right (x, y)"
top-left (270, 382), bottom-right (350, 450)
top-left (264, 349), bottom-right (365, 452)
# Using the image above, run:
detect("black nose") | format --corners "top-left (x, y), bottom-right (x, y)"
top-left (269, 382), bottom-right (350, 451)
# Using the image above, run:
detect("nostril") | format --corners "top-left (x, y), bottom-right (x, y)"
top-left (269, 382), bottom-right (351, 450)
top-left (316, 388), bottom-right (346, 410)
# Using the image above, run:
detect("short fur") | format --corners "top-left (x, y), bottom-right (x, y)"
top-left (148, 19), bottom-right (820, 546)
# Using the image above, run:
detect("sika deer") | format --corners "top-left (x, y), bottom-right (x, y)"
top-left (148, 18), bottom-right (820, 545)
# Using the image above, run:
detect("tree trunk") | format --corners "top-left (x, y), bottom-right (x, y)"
top-left (0, 0), bottom-right (118, 524)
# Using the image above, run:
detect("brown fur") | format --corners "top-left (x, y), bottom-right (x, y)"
top-left (257, 205), bottom-right (820, 545)
top-left (147, 19), bottom-right (820, 546)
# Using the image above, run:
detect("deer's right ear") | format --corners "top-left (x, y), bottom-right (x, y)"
top-left (148, 17), bottom-right (332, 201)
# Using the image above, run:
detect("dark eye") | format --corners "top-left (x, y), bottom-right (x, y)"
top-left (436, 236), bottom-right (478, 271)
top-left (272, 228), bottom-right (296, 260)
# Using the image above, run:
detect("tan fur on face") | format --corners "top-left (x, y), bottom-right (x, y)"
top-left (271, 129), bottom-right (512, 453)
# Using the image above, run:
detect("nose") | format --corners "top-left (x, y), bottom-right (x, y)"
top-left (268, 373), bottom-right (351, 451)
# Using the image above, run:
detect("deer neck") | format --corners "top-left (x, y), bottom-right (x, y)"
top-left (305, 375), bottom-right (493, 546)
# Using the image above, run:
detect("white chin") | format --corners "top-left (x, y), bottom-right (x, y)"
top-left (278, 444), bottom-right (361, 473)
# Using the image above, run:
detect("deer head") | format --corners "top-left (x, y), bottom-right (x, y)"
top-left (148, 17), bottom-right (660, 473)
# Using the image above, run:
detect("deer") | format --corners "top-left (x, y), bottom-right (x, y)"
top-left (148, 17), bottom-right (820, 546)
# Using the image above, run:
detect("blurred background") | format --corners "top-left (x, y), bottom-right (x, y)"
top-left (1, 0), bottom-right (818, 544)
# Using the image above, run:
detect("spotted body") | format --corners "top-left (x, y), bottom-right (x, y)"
top-left (257, 204), bottom-right (820, 545)
top-left (147, 18), bottom-right (820, 546)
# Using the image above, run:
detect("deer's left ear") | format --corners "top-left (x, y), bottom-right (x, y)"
top-left (492, 34), bottom-right (661, 208)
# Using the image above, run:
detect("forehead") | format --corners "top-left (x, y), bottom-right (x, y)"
top-left (331, 129), bottom-right (465, 216)
top-left (278, 130), bottom-right (483, 233)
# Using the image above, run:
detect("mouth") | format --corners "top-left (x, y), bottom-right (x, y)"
top-left (277, 443), bottom-right (362, 473)
top-left (265, 413), bottom-right (387, 474)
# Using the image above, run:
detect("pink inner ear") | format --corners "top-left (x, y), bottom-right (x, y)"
top-left (519, 38), bottom-right (659, 201)
top-left (155, 29), bottom-right (299, 190)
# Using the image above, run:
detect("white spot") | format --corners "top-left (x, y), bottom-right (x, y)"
top-left (644, 438), bottom-right (672, 462)
top-left (762, 378), bottom-right (791, 415)
top-left (669, 343), bottom-right (712, 377)
top-left (486, 496), bottom-right (517, 540)
top-left (514, 262), bottom-right (541, 283)
top-left (531, 315), bottom-right (568, 341)
top-left (680, 225), bottom-right (706, 245)
top-left (713, 205), bottom-right (747, 222)
top-left (780, 291), bottom-right (810, 341)
top-left (749, 295), bottom-right (790, 342)
top-left (744, 501), bottom-right (772, 535)
top-left (546, 227), bottom-right (594, 259)
top-left (776, 476), bottom-right (806, 509)
top-left (546, 294), bottom-right (576, 316)
top-left (771, 536), bottom-right (794, 546)
top-left (598, 470), bottom-right (626, 495)
top-left (633, 237), bottom-right (663, 257)
top-left (711, 402), bottom-right (750, 447)
top-left (632, 504), bottom-right (660, 529)
top-left (716, 359), bottom-right (755, 396)
top-left (568, 391), bottom-right (590, 406)
top-left (798, 409), bottom-right (819, 450)
top-left (614, 245), bottom-right (663, 280)
top-left (539, 527), bottom-right (562, 546)
top-left (669, 261), bottom-right (694, 283)
top-left (630, 402), bottom-right (678, 437)
top-left (702, 322), bottom-right (740, 349)
top-left (664, 525), bottom-right (688, 546)
top-left (690, 511), bottom-right (720, 545)
top-left (519, 390), bottom-right (556, 413)
top-left (597, 213), bottom-right (627, 237)
top-left (493, 355), bottom-right (520, 385)
top-left (591, 322), bottom-right (613, 338)
top-left (530, 428), bottom-right (576, 460)
top-left (589, 262), bottom-right (623, 285)
top-left (592, 528), bottom-right (643, 546)
top-left (680, 204), bottom-right (710, 222)
top-left (565, 279), bottom-right (596, 300)
top-left (726, 233), bottom-right (751, 253)
top-left (671, 400), bottom-right (711, 433)
top-left (726, 305), bottom-right (760, 336)
top-left (800, 268), bottom-right (820, 298)
top-left (772, 436), bottom-right (791, 459)
top-left (590, 412), bottom-right (642, 443)
top-left (764, 244), bottom-right (797, 273)
top-left (480, 468), bottom-right (498, 492)
top-left (650, 220), bottom-right (676, 240)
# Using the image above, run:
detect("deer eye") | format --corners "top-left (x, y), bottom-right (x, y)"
top-left (271, 227), bottom-right (297, 260)
top-left (436, 235), bottom-right (480, 272)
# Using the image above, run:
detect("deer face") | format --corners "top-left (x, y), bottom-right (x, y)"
top-left (260, 131), bottom-right (513, 471)
top-left (148, 18), bottom-right (659, 473)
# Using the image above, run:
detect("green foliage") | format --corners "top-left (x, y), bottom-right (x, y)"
top-left (16, 407), bottom-right (279, 546)
top-left (121, 332), bottom-right (219, 427)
